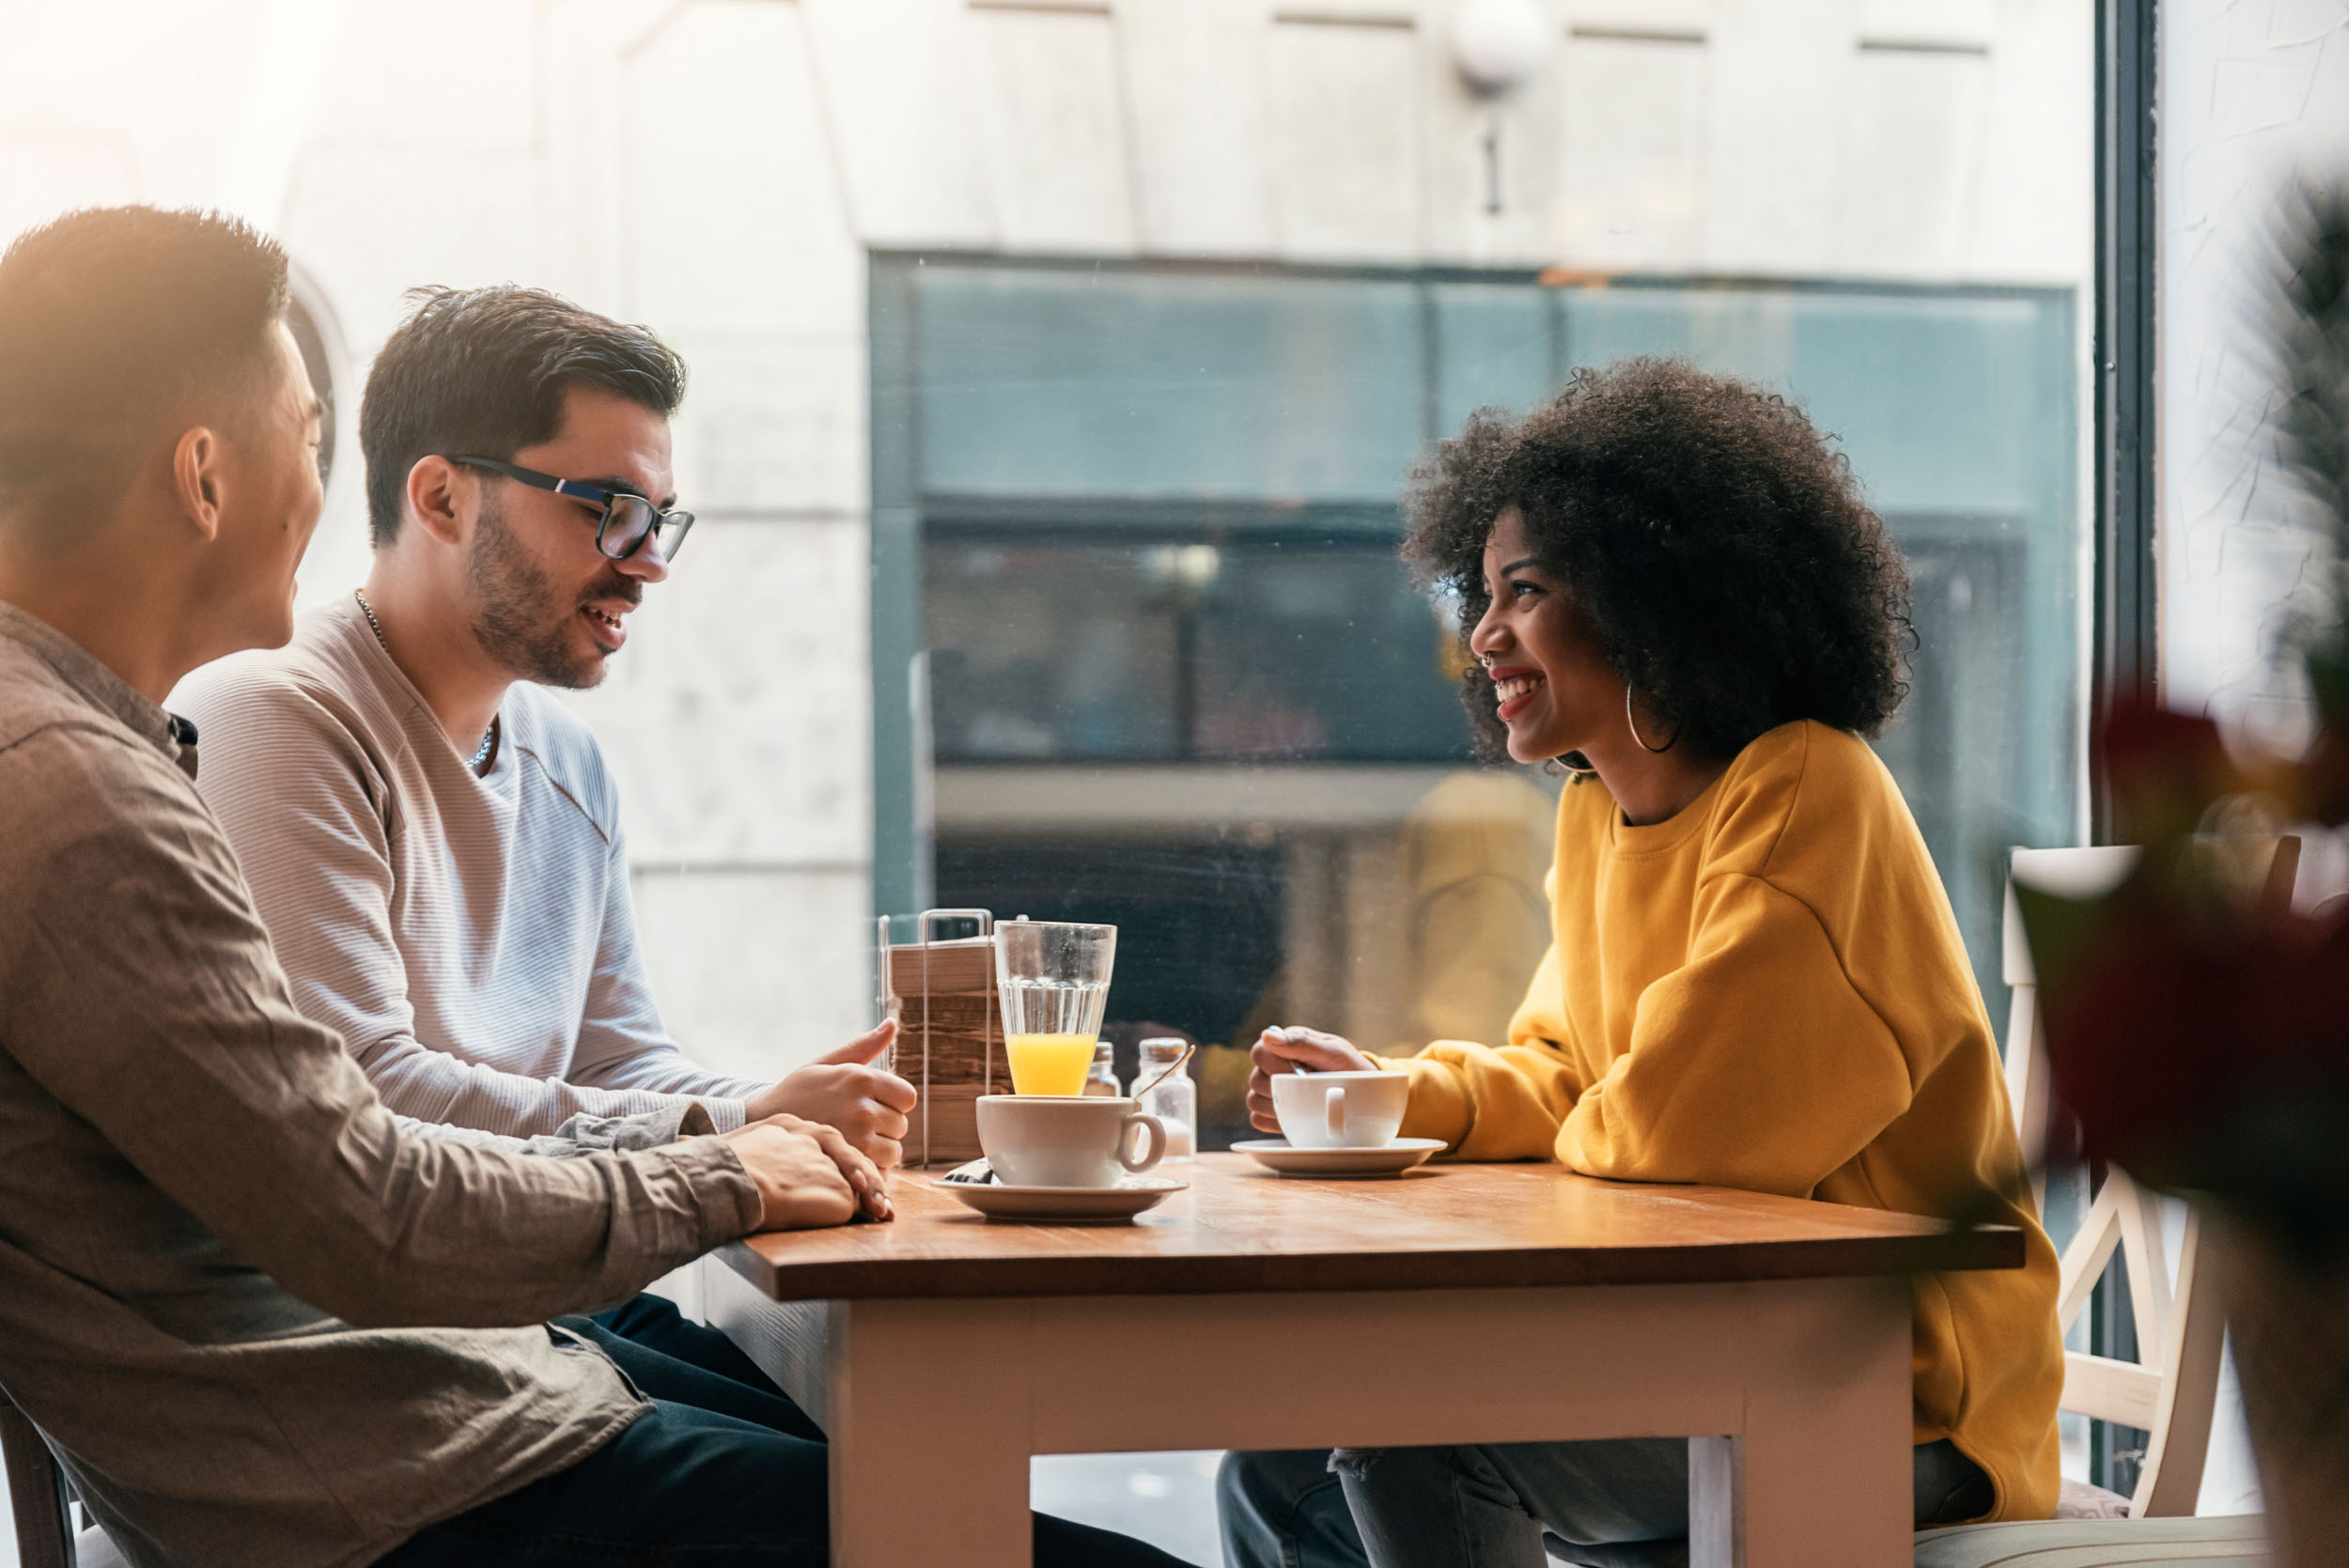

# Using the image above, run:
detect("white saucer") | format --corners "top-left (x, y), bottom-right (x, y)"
top-left (933, 1174), bottom-right (1188, 1223)
top-left (1232, 1138), bottom-right (1446, 1177)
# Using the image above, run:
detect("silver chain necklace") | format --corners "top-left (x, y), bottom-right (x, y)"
top-left (353, 590), bottom-right (497, 772)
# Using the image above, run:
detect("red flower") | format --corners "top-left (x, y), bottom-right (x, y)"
top-left (2034, 700), bottom-right (2349, 1190)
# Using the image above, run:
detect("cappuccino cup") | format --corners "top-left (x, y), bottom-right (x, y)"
top-left (976, 1094), bottom-right (1166, 1188)
top-left (1270, 1070), bottom-right (1409, 1150)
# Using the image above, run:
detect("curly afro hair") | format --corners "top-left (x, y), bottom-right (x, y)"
top-left (1403, 356), bottom-right (1914, 764)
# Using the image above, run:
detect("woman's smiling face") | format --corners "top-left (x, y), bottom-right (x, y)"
top-left (1468, 506), bottom-right (1623, 765)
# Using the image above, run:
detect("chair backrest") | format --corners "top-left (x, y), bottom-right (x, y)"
top-left (1, 1389), bottom-right (75, 1568)
top-left (2001, 838), bottom-right (2299, 1518)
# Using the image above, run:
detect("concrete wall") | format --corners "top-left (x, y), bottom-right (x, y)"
top-left (0, 0), bottom-right (2091, 1081)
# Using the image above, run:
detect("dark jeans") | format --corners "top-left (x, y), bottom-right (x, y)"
top-left (381, 1292), bottom-right (1194, 1566)
top-left (572, 1293), bottom-right (826, 1441)
top-left (1220, 1436), bottom-right (1994, 1568)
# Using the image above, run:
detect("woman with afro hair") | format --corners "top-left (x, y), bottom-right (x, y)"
top-left (1219, 359), bottom-right (2063, 1567)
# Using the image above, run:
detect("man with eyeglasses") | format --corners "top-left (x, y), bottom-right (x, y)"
top-left (175, 286), bottom-right (919, 1409)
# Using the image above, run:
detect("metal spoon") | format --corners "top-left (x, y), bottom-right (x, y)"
top-left (1131, 1040), bottom-right (1197, 1102)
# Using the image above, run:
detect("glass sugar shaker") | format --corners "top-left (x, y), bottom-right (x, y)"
top-left (1135, 1036), bottom-right (1196, 1160)
top-left (1083, 1039), bottom-right (1122, 1097)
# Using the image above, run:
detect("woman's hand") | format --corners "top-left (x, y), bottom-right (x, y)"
top-left (742, 1020), bottom-right (916, 1170)
top-left (723, 1113), bottom-right (893, 1230)
top-left (1245, 1025), bottom-right (1376, 1133)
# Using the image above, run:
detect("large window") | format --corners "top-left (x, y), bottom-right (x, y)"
top-left (879, 257), bottom-right (2081, 1133)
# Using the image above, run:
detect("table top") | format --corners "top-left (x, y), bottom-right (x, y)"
top-left (717, 1154), bottom-right (2023, 1301)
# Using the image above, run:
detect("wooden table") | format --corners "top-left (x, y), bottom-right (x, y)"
top-left (702, 1154), bottom-right (2020, 1568)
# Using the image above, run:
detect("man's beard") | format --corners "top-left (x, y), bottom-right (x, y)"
top-left (467, 495), bottom-right (634, 690)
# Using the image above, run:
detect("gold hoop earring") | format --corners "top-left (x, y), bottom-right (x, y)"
top-left (1626, 686), bottom-right (1674, 753)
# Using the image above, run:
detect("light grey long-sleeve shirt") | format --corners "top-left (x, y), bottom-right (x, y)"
top-left (174, 597), bottom-right (766, 1138)
top-left (0, 601), bottom-right (764, 1568)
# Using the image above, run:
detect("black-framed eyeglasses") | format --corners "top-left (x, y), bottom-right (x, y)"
top-left (446, 456), bottom-right (695, 564)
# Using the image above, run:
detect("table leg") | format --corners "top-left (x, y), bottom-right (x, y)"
top-left (1688, 1279), bottom-right (1912, 1568)
top-left (825, 1297), bottom-right (1035, 1568)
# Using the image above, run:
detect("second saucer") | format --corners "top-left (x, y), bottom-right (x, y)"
top-left (1232, 1138), bottom-right (1445, 1178)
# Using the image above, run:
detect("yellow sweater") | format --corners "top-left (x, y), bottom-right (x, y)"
top-left (1372, 721), bottom-right (2063, 1522)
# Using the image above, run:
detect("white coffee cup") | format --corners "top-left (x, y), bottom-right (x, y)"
top-left (1270, 1070), bottom-right (1409, 1150)
top-left (976, 1094), bottom-right (1167, 1188)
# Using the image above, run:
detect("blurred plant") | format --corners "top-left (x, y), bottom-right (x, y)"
top-left (2015, 180), bottom-right (2349, 1554)
top-left (2020, 179), bottom-right (2349, 1256)
top-left (2270, 181), bottom-right (2349, 827)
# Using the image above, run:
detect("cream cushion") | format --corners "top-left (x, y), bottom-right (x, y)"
top-left (1912, 1514), bottom-right (2269, 1568)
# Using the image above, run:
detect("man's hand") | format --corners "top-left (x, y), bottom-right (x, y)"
top-left (1246, 1025), bottom-right (1377, 1133)
top-left (723, 1113), bottom-right (893, 1231)
top-left (741, 1020), bottom-right (918, 1170)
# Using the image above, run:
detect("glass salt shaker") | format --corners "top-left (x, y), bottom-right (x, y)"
top-left (1134, 1036), bottom-right (1196, 1160)
top-left (1083, 1039), bottom-right (1122, 1097)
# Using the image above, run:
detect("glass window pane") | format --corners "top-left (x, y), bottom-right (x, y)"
top-left (926, 532), bottom-right (1471, 764)
top-left (1432, 282), bottom-right (1556, 430)
top-left (1190, 541), bottom-right (1468, 762)
top-left (914, 267), bottom-right (1425, 502)
top-left (926, 538), bottom-right (1182, 760)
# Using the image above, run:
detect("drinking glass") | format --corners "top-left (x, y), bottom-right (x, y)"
top-left (994, 920), bottom-right (1116, 1095)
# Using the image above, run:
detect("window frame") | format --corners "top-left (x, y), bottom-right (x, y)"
top-left (2084, 0), bottom-right (2163, 1496)
top-left (2092, 0), bottom-right (2160, 837)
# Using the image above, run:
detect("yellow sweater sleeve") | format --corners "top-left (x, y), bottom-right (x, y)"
top-left (1374, 874), bottom-right (1924, 1185)
top-left (1559, 873), bottom-right (1915, 1197)
top-left (1370, 941), bottom-right (1588, 1160)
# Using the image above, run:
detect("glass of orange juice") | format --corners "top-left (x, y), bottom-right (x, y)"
top-left (995, 920), bottom-right (1116, 1095)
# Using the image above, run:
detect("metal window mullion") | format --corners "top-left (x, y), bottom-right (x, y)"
top-left (2090, 0), bottom-right (2159, 843)
top-left (2088, 0), bottom-right (2160, 1496)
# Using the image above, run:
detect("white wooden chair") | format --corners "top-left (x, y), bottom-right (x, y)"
top-left (1911, 844), bottom-right (2290, 1564)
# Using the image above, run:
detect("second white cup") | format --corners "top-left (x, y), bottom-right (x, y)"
top-left (1270, 1070), bottom-right (1409, 1150)
top-left (977, 1094), bottom-right (1166, 1188)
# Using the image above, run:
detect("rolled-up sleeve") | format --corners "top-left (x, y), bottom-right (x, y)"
top-left (406, 1102), bottom-right (710, 1157)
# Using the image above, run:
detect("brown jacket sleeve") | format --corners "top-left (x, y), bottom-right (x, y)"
top-left (0, 724), bottom-right (761, 1329)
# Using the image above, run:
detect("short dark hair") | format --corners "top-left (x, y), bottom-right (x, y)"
top-left (1403, 357), bottom-right (1914, 762)
top-left (0, 206), bottom-right (290, 518)
top-left (360, 286), bottom-right (686, 548)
